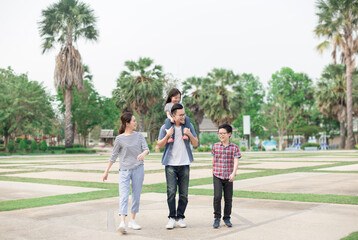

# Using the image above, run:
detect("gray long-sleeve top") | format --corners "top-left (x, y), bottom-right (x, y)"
top-left (109, 132), bottom-right (149, 170)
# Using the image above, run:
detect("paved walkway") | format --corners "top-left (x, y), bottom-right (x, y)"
top-left (1, 151), bottom-right (358, 239)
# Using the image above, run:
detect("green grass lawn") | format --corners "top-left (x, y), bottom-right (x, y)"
top-left (0, 151), bottom-right (358, 211)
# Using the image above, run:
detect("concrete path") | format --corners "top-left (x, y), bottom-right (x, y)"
top-left (1, 193), bottom-right (358, 240)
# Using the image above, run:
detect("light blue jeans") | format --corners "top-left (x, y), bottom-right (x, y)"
top-left (118, 164), bottom-right (144, 216)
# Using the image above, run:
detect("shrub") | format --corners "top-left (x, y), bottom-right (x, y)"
top-left (240, 146), bottom-right (246, 152)
top-left (0, 146), bottom-right (5, 151)
top-left (40, 140), bottom-right (48, 152)
top-left (19, 139), bottom-right (27, 151)
top-left (48, 146), bottom-right (66, 151)
top-left (30, 140), bottom-right (38, 152)
top-left (15, 138), bottom-right (22, 144)
top-left (355, 144), bottom-right (358, 150)
top-left (73, 144), bottom-right (83, 148)
top-left (7, 140), bottom-right (15, 153)
top-left (301, 142), bottom-right (320, 150)
top-left (65, 148), bottom-right (96, 154)
top-left (0, 139), bottom-right (4, 144)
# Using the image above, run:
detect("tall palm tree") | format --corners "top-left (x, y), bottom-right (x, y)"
top-left (201, 69), bottom-right (243, 126)
top-left (182, 77), bottom-right (205, 136)
top-left (38, 0), bottom-right (98, 148)
top-left (315, 0), bottom-right (358, 148)
top-left (114, 57), bottom-right (164, 132)
top-left (316, 65), bottom-right (347, 149)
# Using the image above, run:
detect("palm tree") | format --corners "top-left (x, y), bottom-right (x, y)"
top-left (182, 77), bottom-right (205, 136)
top-left (114, 57), bottom-right (164, 132)
top-left (38, 0), bottom-right (98, 148)
top-left (315, 0), bottom-right (358, 148)
top-left (201, 69), bottom-right (243, 126)
top-left (316, 64), bottom-right (347, 149)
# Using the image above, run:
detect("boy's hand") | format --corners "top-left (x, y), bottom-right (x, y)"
top-left (229, 173), bottom-right (236, 182)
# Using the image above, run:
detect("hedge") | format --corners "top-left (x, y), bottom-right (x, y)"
top-left (65, 148), bottom-right (96, 154)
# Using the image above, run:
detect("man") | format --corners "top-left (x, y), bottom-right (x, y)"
top-left (157, 103), bottom-right (198, 229)
top-left (211, 123), bottom-right (240, 228)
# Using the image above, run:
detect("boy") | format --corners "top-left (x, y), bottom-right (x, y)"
top-left (211, 123), bottom-right (240, 228)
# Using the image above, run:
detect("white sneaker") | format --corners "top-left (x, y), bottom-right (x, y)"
top-left (176, 218), bottom-right (187, 228)
top-left (117, 221), bottom-right (127, 234)
top-left (128, 220), bottom-right (141, 230)
top-left (166, 218), bottom-right (176, 229)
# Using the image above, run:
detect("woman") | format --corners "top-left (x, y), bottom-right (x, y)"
top-left (103, 112), bottom-right (149, 233)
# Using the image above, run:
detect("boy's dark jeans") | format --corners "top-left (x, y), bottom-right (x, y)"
top-left (165, 165), bottom-right (190, 219)
top-left (213, 174), bottom-right (233, 220)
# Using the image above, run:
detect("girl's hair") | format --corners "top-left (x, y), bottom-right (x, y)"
top-left (165, 88), bottom-right (182, 104)
top-left (118, 112), bottom-right (134, 134)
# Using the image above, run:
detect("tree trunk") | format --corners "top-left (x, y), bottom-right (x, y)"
top-left (65, 89), bottom-right (74, 148)
top-left (339, 120), bottom-right (346, 149)
top-left (4, 134), bottom-right (9, 147)
top-left (139, 113), bottom-right (145, 132)
top-left (278, 132), bottom-right (284, 151)
top-left (345, 60), bottom-right (356, 149)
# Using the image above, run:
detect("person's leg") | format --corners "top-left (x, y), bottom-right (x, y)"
top-left (176, 165), bottom-right (190, 219)
top-left (119, 170), bottom-right (131, 216)
top-left (130, 164), bottom-right (144, 216)
top-left (181, 116), bottom-right (191, 141)
top-left (213, 175), bottom-right (223, 219)
top-left (165, 118), bottom-right (174, 142)
top-left (165, 165), bottom-right (178, 219)
top-left (223, 180), bottom-right (233, 221)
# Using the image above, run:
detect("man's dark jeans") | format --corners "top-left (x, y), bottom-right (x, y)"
top-left (213, 174), bottom-right (233, 220)
top-left (165, 165), bottom-right (190, 219)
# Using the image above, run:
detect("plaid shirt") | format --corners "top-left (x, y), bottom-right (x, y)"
top-left (211, 142), bottom-right (241, 180)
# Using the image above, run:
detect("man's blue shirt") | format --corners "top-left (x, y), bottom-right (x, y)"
top-left (158, 123), bottom-right (197, 166)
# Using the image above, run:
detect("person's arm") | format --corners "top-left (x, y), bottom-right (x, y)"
top-left (137, 150), bottom-right (149, 161)
top-left (103, 161), bottom-right (113, 182)
top-left (166, 111), bottom-right (174, 123)
top-left (229, 158), bottom-right (239, 182)
top-left (138, 134), bottom-right (150, 160)
top-left (157, 127), bottom-right (174, 149)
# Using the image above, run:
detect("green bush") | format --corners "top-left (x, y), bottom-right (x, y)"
top-left (0, 139), bottom-right (4, 144)
top-left (241, 146), bottom-right (246, 152)
top-left (197, 147), bottom-right (204, 152)
top-left (355, 144), bottom-right (358, 150)
top-left (0, 146), bottom-right (5, 151)
top-left (48, 146), bottom-right (65, 151)
top-left (200, 133), bottom-right (219, 146)
top-left (40, 140), bottom-right (48, 152)
top-left (7, 140), bottom-right (15, 153)
top-left (73, 144), bottom-right (83, 148)
top-left (15, 138), bottom-right (22, 144)
top-left (261, 147), bottom-right (266, 151)
top-left (30, 140), bottom-right (38, 152)
top-left (65, 148), bottom-right (96, 154)
top-left (301, 142), bottom-right (320, 149)
top-left (19, 139), bottom-right (27, 151)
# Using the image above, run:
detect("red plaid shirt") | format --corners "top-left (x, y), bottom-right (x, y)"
top-left (211, 142), bottom-right (241, 180)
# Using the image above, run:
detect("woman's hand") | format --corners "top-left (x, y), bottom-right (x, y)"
top-left (137, 153), bottom-right (145, 161)
top-left (103, 171), bottom-right (109, 182)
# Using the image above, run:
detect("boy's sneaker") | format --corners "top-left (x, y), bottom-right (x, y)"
top-left (182, 135), bottom-right (189, 141)
top-left (166, 218), bottom-right (176, 229)
top-left (168, 137), bottom-right (174, 143)
top-left (128, 220), bottom-right (141, 230)
top-left (213, 218), bottom-right (220, 228)
top-left (223, 219), bottom-right (232, 227)
top-left (117, 221), bottom-right (127, 233)
top-left (176, 218), bottom-right (187, 228)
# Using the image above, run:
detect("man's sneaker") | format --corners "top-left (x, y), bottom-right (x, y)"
top-left (117, 221), bottom-right (127, 233)
top-left (166, 218), bottom-right (176, 229)
top-left (128, 220), bottom-right (141, 230)
top-left (223, 219), bottom-right (232, 227)
top-left (176, 218), bottom-right (187, 228)
top-left (168, 137), bottom-right (174, 143)
top-left (182, 135), bottom-right (189, 141)
top-left (213, 218), bottom-right (220, 228)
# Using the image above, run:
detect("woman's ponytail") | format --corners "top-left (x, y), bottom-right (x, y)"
top-left (118, 112), bottom-right (133, 134)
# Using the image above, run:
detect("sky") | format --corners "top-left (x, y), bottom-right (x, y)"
top-left (0, 0), bottom-right (332, 98)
